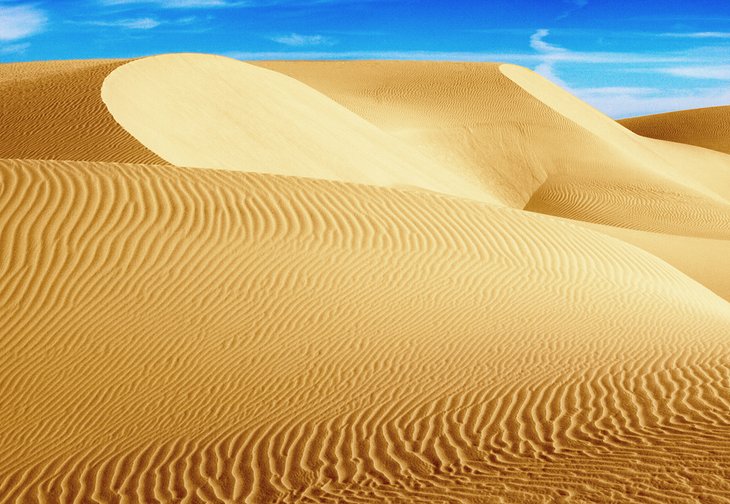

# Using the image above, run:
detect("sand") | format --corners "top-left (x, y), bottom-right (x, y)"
top-left (621, 105), bottom-right (730, 155)
top-left (0, 59), bottom-right (164, 164)
top-left (102, 54), bottom-right (498, 204)
top-left (1, 54), bottom-right (729, 503)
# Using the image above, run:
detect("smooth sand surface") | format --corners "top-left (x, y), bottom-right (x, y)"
top-left (621, 105), bottom-right (730, 155)
top-left (2, 54), bottom-right (730, 503)
top-left (102, 54), bottom-right (499, 204)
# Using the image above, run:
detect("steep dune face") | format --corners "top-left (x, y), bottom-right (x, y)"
top-left (2, 159), bottom-right (730, 502)
top-left (257, 61), bottom-right (730, 238)
top-left (255, 60), bottom-right (562, 208)
top-left (620, 105), bottom-right (730, 155)
top-left (101, 54), bottom-right (499, 204)
top-left (501, 65), bottom-right (730, 238)
top-left (0, 60), bottom-right (165, 164)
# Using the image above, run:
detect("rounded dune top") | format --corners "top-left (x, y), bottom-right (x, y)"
top-left (101, 53), bottom-right (496, 203)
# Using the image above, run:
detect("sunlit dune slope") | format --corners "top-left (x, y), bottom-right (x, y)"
top-left (102, 53), bottom-right (499, 203)
top-left (566, 219), bottom-right (730, 302)
top-left (621, 105), bottom-right (730, 155)
top-left (2, 158), bottom-right (730, 502)
top-left (257, 61), bottom-right (730, 237)
top-left (0, 59), bottom-right (165, 164)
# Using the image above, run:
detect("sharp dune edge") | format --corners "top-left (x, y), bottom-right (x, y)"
top-left (1, 53), bottom-right (730, 503)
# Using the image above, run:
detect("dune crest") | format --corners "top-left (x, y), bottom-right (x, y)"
top-left (102, 53), bottom-right (501, 204)
top-left (258, 61), bottom-right (730, 238)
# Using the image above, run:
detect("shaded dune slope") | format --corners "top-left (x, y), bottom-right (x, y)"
top-left (0, 59), bottom-right (165, 164)
top-left (2, 159), bottom-right (730, 502)
top-left (621, 105), bottom-right (730, 155)
top-left (257, 61), bottom-right (730, 238)
top-left (101, 53), bottom-right (499, 204)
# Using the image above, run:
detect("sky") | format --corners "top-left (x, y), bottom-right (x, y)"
top-left (1, 0), bottom-right (729, 118)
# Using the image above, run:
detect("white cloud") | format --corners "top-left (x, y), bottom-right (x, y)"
top-left (529, 29), bottom-right (570, 87)
top-left (270, 33), bottom-right (334, 46)
top-left (658, 65), bottom-right (730, 80)
top-left (578, 86), bottom-right (659, 96)
top-left (576, 86), bottom-right (730, 118)
top-left (224, 48), bottom-right (687, 65)
top-left (102, 0), bottom-right (244, 7)
top-left (660, 32), bottom-right (730, 39)
top-left (530, 29), bottom-right (566, 53)
top-left (0, 4), bottom-right (47, 41)
top-left (89, 17), bottom-right (162, 29)
top-left (0, 42), bottom-right (30, 54)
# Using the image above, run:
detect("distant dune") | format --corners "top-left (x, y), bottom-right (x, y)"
top-left (1, 54), bottom-right (729, 503)
top-left (258, 60), bottom-right (730, 238)
top-left (621, 105), bottom-right (730, 155)
top-left (0, 59), bottom-right (164, 163)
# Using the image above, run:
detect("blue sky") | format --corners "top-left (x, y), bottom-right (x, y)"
top-left (1, 0), bottom-right (729, 117)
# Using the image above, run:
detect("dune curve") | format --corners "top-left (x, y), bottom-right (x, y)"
top-left (256, 61), bottom-right (730, 238)
top-left (1, 158), bottom-right (730, 502)
top-left (101, 53), bottom-right (500, 204)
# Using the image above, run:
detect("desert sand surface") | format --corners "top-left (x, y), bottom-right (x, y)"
top-left (621, 105), bottom-right (730, 155)
top-left (258, 61), bottom-right (730, 238)
top-left (2, 54), bottom-right (730, 503)
top-left (0, 59), bottom-right (164, 164)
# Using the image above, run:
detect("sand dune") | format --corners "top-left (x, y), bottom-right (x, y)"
top-left (0, 59), bottom-right (165, 164)
top-left (576, 220), bottom-right (730, 302)
top-left (258, 61), bottom-right (730, 238)
top-left (2, 54), bottom-right (730, 503)
top-left (102, 53), bottom-right (499, 204)
top-left (2, 158), bottom-right (729, 503)
top-left (621, 105), bottom-right (730, 155)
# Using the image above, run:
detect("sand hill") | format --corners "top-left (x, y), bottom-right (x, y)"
top-left (621, 105), bottom-right (730, 155)
top-left (258, 60), bottom-right (730, 238)
top-left (0, 59), bottom-right (164, 164)
top-left (1, 53), bottom-right (729, 503)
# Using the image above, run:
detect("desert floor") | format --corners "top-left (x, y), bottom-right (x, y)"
top-left (1, 54), bottom-right (730, 503)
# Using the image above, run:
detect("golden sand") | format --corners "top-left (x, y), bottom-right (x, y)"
top-left (621, 105), bottom-right (730, 155)
top-left (1, 54), bottom-right (729, 503)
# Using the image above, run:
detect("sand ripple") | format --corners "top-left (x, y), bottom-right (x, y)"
top-left (1, 159), bottom-right (729, 502)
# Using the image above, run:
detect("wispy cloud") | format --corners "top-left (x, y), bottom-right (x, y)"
top-left (101, 0), bottom-right (244, 7)
top-left (523, 29), bottom-right (730, 116)
top-left (529, 28), bottom-right (565, 53)
top-left (658, 65), bottom-right (730, 80)
top-left (0, 42), bottom-right (30, 54)
top-left (270, 33), bottom-right (334, 46)
top-left (88, 17), bottom-right (162, 29)
top-left (529, 28), bottom-right (570, 87)
top-left (0, 4), bottom-right (47, 41)
top-left (577, 86), bottom-right (730, 118)
top-left (660, 32), bottom-right (730, 39)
